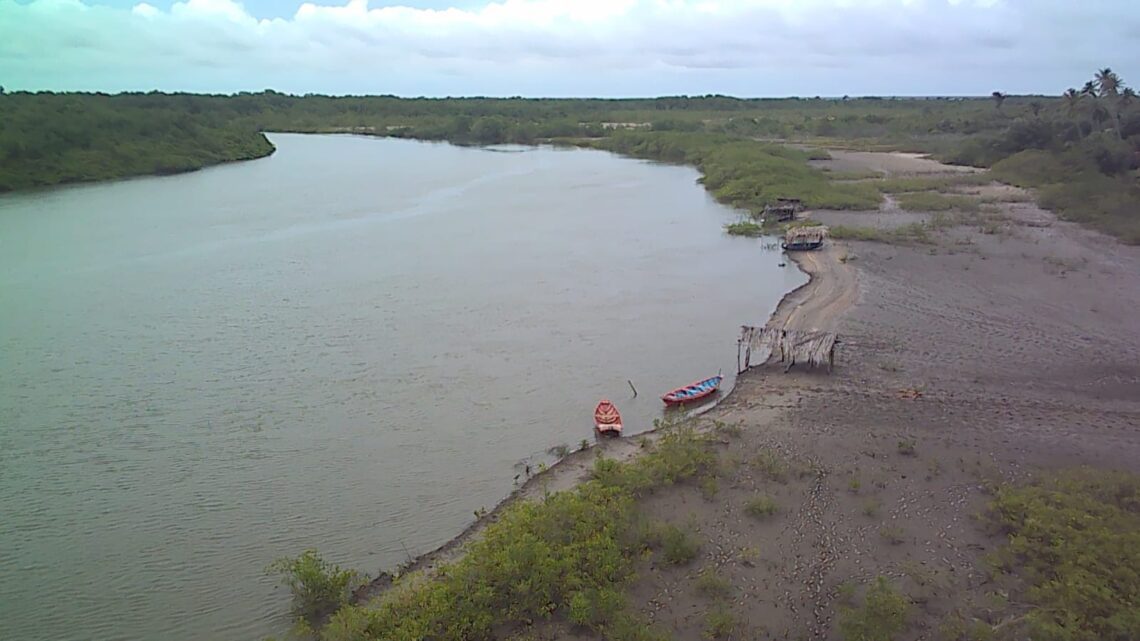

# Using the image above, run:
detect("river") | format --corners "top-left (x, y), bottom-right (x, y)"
top-left (0, 133), bottom-right (806, 641)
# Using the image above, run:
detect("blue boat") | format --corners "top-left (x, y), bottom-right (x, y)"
top-left (661, 374), bottom-right (723, 406)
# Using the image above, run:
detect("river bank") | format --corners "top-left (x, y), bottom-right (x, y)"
top-left (347, 148), bottom-right (1140, 640)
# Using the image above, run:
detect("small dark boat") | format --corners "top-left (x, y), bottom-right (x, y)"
top-left (661, 374), bottom-right (723, 406)
top-left (782, 226), bottom-right (827, 252)
top-left (594, 399), bottom-right (623, 436)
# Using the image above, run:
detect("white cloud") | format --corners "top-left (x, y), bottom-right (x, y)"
top-left (0, 0), bottom-right (1136, 95)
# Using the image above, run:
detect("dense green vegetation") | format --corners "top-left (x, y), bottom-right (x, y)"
top-left (837, 577), bottom-right (911, 641)
top-left (0, 92), bottom-right (274, 191)
top-left (592, 132), bottom-right (882, 213)
top-left (945, 69), bottom-right (1140, 242)
top-left (988, 468), bottom-right (1140, 641)
top-left (274, 425), bottom-right (716, 641)
top-left (269, 550), bottom-right (362, 627)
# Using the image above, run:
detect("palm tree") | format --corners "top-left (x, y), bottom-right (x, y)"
top-left (1081, 81), bottom-right (1098, 97)
top-left (991, 91), bottom-right (1006, 111)
top-left (1063, 88), bottom-right (1083, 118)
top-left (1095, 68), bottom-right (1121, 97)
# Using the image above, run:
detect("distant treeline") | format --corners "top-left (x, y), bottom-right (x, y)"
top-left (1, 85), bottom-right (1137, 241)
top-left (0, 90), bottom-right (1016, 191)
top-left (0, 92), bottom-right (276, 191)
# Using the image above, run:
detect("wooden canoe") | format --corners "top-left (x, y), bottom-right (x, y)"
top-left (594, 399), bottom-right (623, 436)
top-left (661, 374), bottom-right (723, 406)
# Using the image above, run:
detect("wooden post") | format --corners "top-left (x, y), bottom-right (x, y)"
top-left (627, 379), bottom-right (638, 397)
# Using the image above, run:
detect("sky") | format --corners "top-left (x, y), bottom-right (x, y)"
top-left (1, 0), bottom-right (1138, 97)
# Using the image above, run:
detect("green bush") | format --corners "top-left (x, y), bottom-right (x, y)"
top-left (989, 144), bottom-right (1140, 244)
top-left (744, 494), bottom-right (778, 518)
top-left (268, 550), bottom-right (362, 625)
top-left (694, 568), bottom-right (735, 599)
top-left (724, 220), bottom-right (766, 237)
top-left (304, 427), bottom-right (716, 640)
top-left (703, 606), bottom-right (736, 639)
top-left (989, 468), bottom-right (1140, 641)
top-left (661, 525), bottom-right (701, 565)
top-left (598, 132), bottom-right (881, 212)
top-left (838, 577), bottom-right (911, 641)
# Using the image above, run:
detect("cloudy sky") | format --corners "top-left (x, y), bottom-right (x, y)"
top-left (1, 0), bottom-right (1137, 96)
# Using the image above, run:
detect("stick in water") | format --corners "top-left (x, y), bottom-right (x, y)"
top-left (627, 379), bottom-right (638, 397)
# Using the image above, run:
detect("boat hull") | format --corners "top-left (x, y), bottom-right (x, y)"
top-left (661, 375), bottom-right (724, 406)
top-left (781, 240), bottom-right (824, 251)
top-left (594, 400), bottom-right (623, 436)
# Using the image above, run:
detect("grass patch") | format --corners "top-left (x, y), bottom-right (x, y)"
top-left (661, 524), bottom-right (701, 565)
top-left (896, 439), bottom-right (917, 456)
top-left (597, 132), bottom-right (882, 213)
top-left (824, 168), bottom-right (885, 180)
top-left (873, 173), bottom-right (991, 193)
top-left (744, 494), bottom-right (779, 519)
top-left (991, 149), bottom-right (1140, 245)
top-left (838, 577), bottom-right (911, 641)
top-left (699, 475), bottom-right (720, 500)
top-left (724, 220), bottom-right (766, 237)
top-left (896, 191), bottom-right (981, 213)
top-left (828, 223), bottom-right (935, 245)
top-left (703, 606), bottom-right (736, 639)
top-left (987, 468), bottom-right (1140, 641)
top-left (753, 448), bottom-right (790, 483)
top-left (738, 546), bottom-right (761, 567)
top-left (862, 499), bottom-right (882, 517)
top-left (694, 568), bottom-right (735, 600)
top-left (712, 420), bottom-right (743, 438)
top-left (879, 526), bottom-right (906, 545)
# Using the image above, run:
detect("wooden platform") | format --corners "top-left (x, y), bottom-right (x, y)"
top-left (737, 325), bottom-right (839, 373)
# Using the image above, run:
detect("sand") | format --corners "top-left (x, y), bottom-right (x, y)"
top-left (356, 150), bottom-right (1140, 639)
top-left (625, 152), bottom-right (1140, 640)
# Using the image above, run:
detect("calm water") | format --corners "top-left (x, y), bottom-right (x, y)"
top-left (0, 134), bottom-right (805, 641)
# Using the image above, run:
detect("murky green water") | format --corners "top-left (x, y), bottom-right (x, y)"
top-left (0, 134), bottom-right (805, 641)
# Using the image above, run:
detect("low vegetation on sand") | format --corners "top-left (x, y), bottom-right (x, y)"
top-left (594, 131), bottom-right (883, 214)
top-left (270, 434), bottom-right (1140, 641)
top-left (986, 468), bottom-right (1140, 641)
top-left (268, 550), bottom-right (362, 627)
top-left (273, 425), bottom-right (716, 641)
top-left (945, 68), bottom-right (1140, 243)
top-left (838, 577), bottom-right (911, 641)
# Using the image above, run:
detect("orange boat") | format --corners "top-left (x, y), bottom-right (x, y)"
top-left (594, 399), bottom-right (623, 437)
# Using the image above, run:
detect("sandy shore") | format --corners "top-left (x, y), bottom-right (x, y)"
top-left (355, 150), bottom-right (1140, 637)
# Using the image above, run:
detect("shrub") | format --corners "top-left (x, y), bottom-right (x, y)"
top-left (879, 526), bottom-right (906, 545)
top-left (724, 220), bottom-right (766, 237)
top-left (753, 448), bottom-right (789, 483)
top-left (694, 568), bottom-right (735, 599)
top-left (896, 439), bottom-right (916, 456)
top-left (704, 606), bottom-right (736, 639)
top-left (661, 525), bottom-right (701, 565)
top-left (268, 550), bottom-right (362, 625)
top-left (744, 495), bottom-right (779, 519)
top-left (988, 468), bottom-right (1140, 641)
top-left (838, 577), bottom-right (911, 641)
